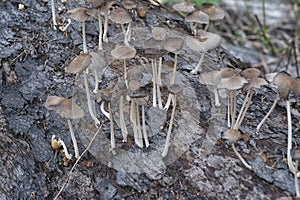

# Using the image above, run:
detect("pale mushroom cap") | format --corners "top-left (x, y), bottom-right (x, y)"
top-left (243, 77), bottom-right (268, 91)
top-left (200, 3), bottom-right (225, 21)
top-left (219, 68), bottom-right (239, 78)
top-left (185, 10), bottom-right (209, 24)
top-left (152, 27), bottom-right (167, 41)
top-left (96, 88), bottom-right (113, 102)
top-left (45, 95), bottom-right (84, 119)
top-left (110, 7), bottom-right (132, 24)
top-left (140, 48), bottom-right (166, 59)
top-left (122, 0), bottom-right (138, 10)
top-left (66, 7), bottom-right (96, 22)
top-left (89, 52), bottom-right (106, 71)
top-left (172, 2), bottom-right (195, 13)
top-left (273, 72), bottom-right (294, 99)
top-left (65, 53), bottom-right (91, 74)
top-left (217, 75), bottom-right (248, 90)
top-left (223, 129), bottom-right (242, 143)
top-left (265, 72), bottom-right (278, 83)
top-left (185, 30), bottom-right (221, 52)
top-left (199, 70), bottom-right (221, 85)
top-left (128, 79), bottom-right (141, 92)
top-left (143, 38), bottom-right (163, 50)
top-left (291, 78), bottom-right (300, 96)
top-left (111, 45), bottom-right (136, 60)
top-left (241, 68), bottom-right (262, 80)
top-left (163, 37), bottom-right (184, 53)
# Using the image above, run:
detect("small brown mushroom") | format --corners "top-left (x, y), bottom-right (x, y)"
top-left (200, 3), bottom-right (225, 30)
top-left (185, 10), bottom-right (209, 35)
top-left (45, 95), bottom-right (84, 158)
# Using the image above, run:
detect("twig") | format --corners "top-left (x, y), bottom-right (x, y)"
top-left (53, 124), bottom-right (103, 200)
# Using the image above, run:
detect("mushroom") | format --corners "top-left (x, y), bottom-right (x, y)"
top-left (172, 2), bottom-right (195, 17)
top-left (89, 52), bottom-right (106, 94)
top-left (111, 45), bottom-right (136, 88)
top-left (233, 68), bottom-right (268, 130)
top-left (200, 3), bottom-right (225, 30)
top-left (186, 30), bottom-right (221, 74)
top-left (66, 7), bottom-right (97, 53)
top-left (223, 129), bottom-right (252, 170)
top-left (65, 53), bottom-right (100, 127)
top-left (185, 10), bottom-right (209, 35)
top-left (162, 83), bottom-right (182, 157)
top-left (45, 95), bottom-right (84, 159)
top-left (162, 37), bottom-right (184, 111)
top-left (217, 73), bottom-right (248, 128)
top-left (89, 0), bottom-right (105, 50)
top-left (96, 88), bottom-right (116, 151)
top-left (292, 148), bottom-right (300, 197)
top-left (110, 6), bottom-right (133, 46)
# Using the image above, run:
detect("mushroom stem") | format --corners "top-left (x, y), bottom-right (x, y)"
top-left (123, 60), bottom-right (128, 88)
top-left (162, 95), bottom-right (177, 157)
top-left (103, 9), bottom-right (108, 43)
top-left (97, 8), bottom-right (103, 50)
top-left (108, 102), bottom-right (115, 151)
top-left (82, 21), bottom-right (87, 54)
top-left (295, 161), bottom-right (300, 197)
top-left (230, 91), bottom-right (237, 129)
top-left (58, 139), bottom-right (73, 160)
top-left (164, 94), bottom-right (172, 111)
top-left (191, 51), bottom-right (206, 74)
top-left (142, 105), bottom-right (149, 147)
top-left (213, 87), bottom-right (221, 107)
top-left (157, 57), bottom-right (163, 109)
top-left (232, 143), bottom-right (252, 170)
top-left (256, 93), bottom-right (279, 133)
top-left (67, 119), bottom-right (79, 158)
top-left (234, 90), bottom-right (253, 130)
top-left (151, 59), bottom-right (157, 107)
top-left (227, 96), bottom-right (231, 128)
top-left (127, 22), bottom-right (131, 42)
top-left (121, 24), bottom-right (130, 46)
top-left (51, 0), bottom-right (57, 30)
top-left (92, 67), bottom-right (99, 94)
top-left (136, 102), bottom-right (143, 147)
top-left (119, 96), bottom-right (128, 142)
top-left (157, 83), bottom-right (163, 109)
top-left (171, 53), bottom-right (178, 84)
top-left (100, 100), bottom-right (110, 119)
top-left (287, 99), bottom-right (296, 174)
top-left (83, 69), bottom-right (100, 126)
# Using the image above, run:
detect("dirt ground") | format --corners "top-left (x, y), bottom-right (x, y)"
top-left (0, 0), bottom-right (299, 199)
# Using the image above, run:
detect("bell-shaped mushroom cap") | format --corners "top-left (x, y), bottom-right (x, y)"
top-left (265, 72), bottom-right (278, 83)
top-left (185, 10), bottom-right (209, 24)
top-left (217, 75), bottom-right (248, 90)
top-left (168, 83), bottom-right (182, 94)
top-left (110, 6), bottom-right (132, 24)
top-left (88, 0), bottom-right (105, 8)
top-left (273, 72), bottom-right (294, 99)
top-left (140, 48), bottom-right (167, 59)
top-left (200, 3), bottom-right (225, 21)
top-left (65, 53), bottom-right (91, 74)
top-left (223, 129), bottom-right (242, 143)
top-left (241, 68), bottom-right (262, 80)
top-left (121, 0), bottom-right (138, 10)
top-left (96, 88), bottom-right (114, 102)
top-left (163, 37), bottom-right (184, 53)
top-left (152, 27), bottom-right (167, 41)
top-left (243, 77), bottom-right (268, 91)
top-left (199, 70), bottom-right (221, 85)
top-left (219, 68), bottom-right (240, 78)
top-left (45, 95), bottom-right (84, 119)
top-left (66, 7), bottom-right (97, 22)
top-left (143, 38), bottom-right (163, 50)
top-left (172, 2), bottom-right (195, 13)
top-left (111, 45), bottom-right (136, 60)
top-left (185, 30), bottom-right (221, 52)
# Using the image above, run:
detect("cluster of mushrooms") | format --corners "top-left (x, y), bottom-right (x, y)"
top-left (45, 0), bottom-right (300, 194)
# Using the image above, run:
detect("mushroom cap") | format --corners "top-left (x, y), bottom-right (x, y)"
top-left (111, 45), bottom-right (136, 60)
top-left (292, 78), bottom-right (300, 96)
top-left (163, 37), bottom-right (184, 53)
top-left (143, 37), bottom-right (163, 50)
top-left (172, 2), bottom-right (195, 13)
top-left (219, 68), bottom-right (240, 78)
top-left (128, 79), bottom-right (141, 92)
top-left (96, 88), bottom-right (113, 102)
top-left (200, 3), bottom-right (225, 21)
top-left (185, 30), bottom-right (221, 52)
top-left (199, 70), bottom-right (221, 85)
top-left (273, 72), bottom-right (294, 99)
top-left (185, 10), bottom-right (209, 24)
top-left (110, 7), bottom-right (132, 24)
top-left (223, 129), bottom-right (242, 143)
top-left (168, 83), bottom-right (182, 94)
top-left (88, 0), bottom-right (105, 8)
top-left (65, 53), bottom-right (91, 74)
top-left (140, 48), bottom-right (167, 59)
top-left (129, 90), bottom-right (147, 98)
top-left (241, 68), bottom-right (262, 80)
top-left (243, 77), bottom-right (268, 91)
top-left (152, 27), bottom-right (167, 41)
top-left (217, 75), bottom-right (248, 90)
top-left (45, 95), bottom-right (84, 119)
top-left (66, 7), bottom-right (96, 22)
top-left (121, 0), bottom-right (138, 10)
